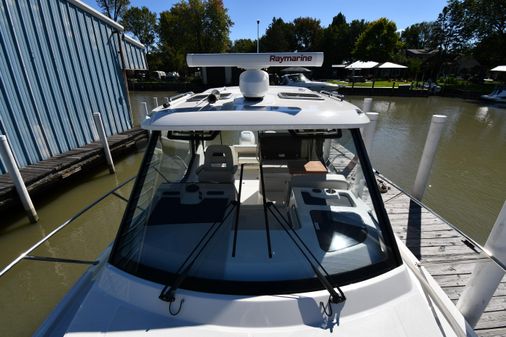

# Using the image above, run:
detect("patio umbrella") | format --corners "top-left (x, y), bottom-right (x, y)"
top-left (491, 65), bottom-right (506, 72)
top-left (378, 62), bottom-right (407, 69)
top-left (345, 61), bottom-right (378, 69)
top-left (280, 67), bottom-right (312, 73)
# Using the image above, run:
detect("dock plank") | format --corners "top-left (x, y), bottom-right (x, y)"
top-left (328, 147), bottom-right (505, 336)
top-left (0, 128), bottom-right (148, 212)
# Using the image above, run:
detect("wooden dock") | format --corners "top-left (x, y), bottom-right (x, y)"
top-left (0, 128), bottom-right (148, 213)
top-left (329, 144), bottom-right (505, 336)
top-left (378, 175), bottom-right (506, 337)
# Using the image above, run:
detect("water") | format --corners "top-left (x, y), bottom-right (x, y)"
top-left (0, 91), bottom-right (504, 335)
top-left (0, 151), bottom-right (144, 335)
top-left (346, 96), bottom-right (506, 243)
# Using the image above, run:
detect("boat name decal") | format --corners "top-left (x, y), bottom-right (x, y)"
top-left (269, 55), bottom-right (313, 63)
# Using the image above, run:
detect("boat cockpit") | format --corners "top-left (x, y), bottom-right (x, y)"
top-left (109, 127), bottom-right (401, 301)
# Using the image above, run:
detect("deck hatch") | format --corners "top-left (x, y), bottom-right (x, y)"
top-left (278, 92), bottom-right (324, 100)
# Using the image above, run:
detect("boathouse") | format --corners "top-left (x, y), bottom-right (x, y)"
top-left (0, 0), bottom-right (147, 174)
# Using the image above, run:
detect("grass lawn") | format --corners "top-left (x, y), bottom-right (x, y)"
top-left (328, 80), bottom-right (410, 88)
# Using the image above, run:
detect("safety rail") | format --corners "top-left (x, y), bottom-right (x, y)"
top-left (0, 176), bottom-right (136, 278)
top-left (375, 170), bottom-right (506, 273)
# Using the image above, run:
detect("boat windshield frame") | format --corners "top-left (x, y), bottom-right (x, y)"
top-left (109, 129), bottom-right (402, 295)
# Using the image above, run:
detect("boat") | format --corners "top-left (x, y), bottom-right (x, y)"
top-left (34, 53), bottom-right (475, 337)
top-left (480, 85), bottom-right (506, 104)
top-left (280, 72), bottom-right (343, 92)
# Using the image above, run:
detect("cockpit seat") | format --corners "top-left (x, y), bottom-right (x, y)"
top-left (197, 145), bottom-right (237, 183)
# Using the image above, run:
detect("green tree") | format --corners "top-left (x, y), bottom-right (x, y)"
top-left (158, 0), bottom-right (233, 73)
top-left (96, 0), bottom-right (130, 21)
top-left (293, 17), bottom-right (323, 51)
top-left (121, 7), bottom-right (157, 52)
top-left (230, 39), bottom-right (256, 53)
top-left (433, 0), bottom-right (506, 67)
top-left (259, 18), bottom-right (296, 52)
top-left (321, 13), bottom-right (353, 66)
top-left (401, 22), bottom-right (438, 49)
top-left (352, 18), bottom-right (400, 62)
top-left (432, 2), bottom-right (468, 54)
top-left (348, 19), bottom-right (368, 48)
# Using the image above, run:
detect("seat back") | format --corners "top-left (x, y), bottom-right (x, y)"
top-left (198, 145), bottom-right (236, 183)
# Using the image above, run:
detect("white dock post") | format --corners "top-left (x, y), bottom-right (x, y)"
top-left (0, 135), bottom-right (38, 223)
top-left (363, 112), bottom-right (379, 154)
top-left (363, 97), bottom-right (373, 112)
top-left (136, 102), bottom-right (148, 127)
top-left (93, 112), bottom-right (115, 174)
top-left (164, 97), bottom-right (170, 105)
top-left (152, 97), bottom-right (158, 108)
top-left (457, 201), bottom-right (506, 327)
top-left (412, 114), bottom-right (447, 200)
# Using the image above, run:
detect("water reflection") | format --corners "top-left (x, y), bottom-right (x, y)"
top-left (349, 96), bottom-right (506, 244)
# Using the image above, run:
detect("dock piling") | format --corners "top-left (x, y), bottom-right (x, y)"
top-left (412, 115), bottom-right (447, 200)
top-left (0, 135), bottom-right (38, 223)
top-left (153, 97), bottom-right (158, 109)
top-left (363, 112), bottom-right (379, 154)
top-left (93, 112), bottom-right (115, 174)
top-left (136, 102), bottom-right (148, 127)
top-left (164, 97), bottom-right (169, 104)
top-left (363, 97), bottom-right (373, 112)
top-left (457, 201), bottom-right (506, 327)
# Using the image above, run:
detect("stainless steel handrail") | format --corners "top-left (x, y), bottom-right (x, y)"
top-left (376, 171), bottom-right (506, 273)
top-left (0, 176), bottom-right (136, 278)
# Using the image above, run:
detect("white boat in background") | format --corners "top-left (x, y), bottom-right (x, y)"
top-left (480, 86), bottom-right (506, 104)
top-left (280, 72), bottom-right (343, 92)
top-left (33, 53), bottom-right (476, 337)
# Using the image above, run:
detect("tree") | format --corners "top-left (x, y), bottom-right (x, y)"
top-left (158, 0), bottom-right (233, 73)
top-left (293, 17), bottom-right (323, 51)
top-left (401, 22), bottom-right (438, 49)
top-left (432, 0), bottom-right (506, 67)
top-left (321, 13), bottom-right (352, 66)
top-left (230, 39), bottom-right (256, 53)
top-left (121, 7), bottom-right (157, 52)
top-left (352, 18), bottom-right (400, 62)
top-left (432, 2), bottom-right (468, 54)
top-left (259, 18), bottom-right (296, 52)
top-left (96, 0), bottom-right (130, 21)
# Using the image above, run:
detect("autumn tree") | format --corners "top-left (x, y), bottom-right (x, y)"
top-left (121, 7), bottom-right (157, 52)
top-left (352, 18), bottom-right (400, 62)
top-left (96, 0), bottom-right (130, 21)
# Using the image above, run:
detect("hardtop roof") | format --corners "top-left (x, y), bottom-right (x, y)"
top-left (142, 86), bottom-right (369, 131)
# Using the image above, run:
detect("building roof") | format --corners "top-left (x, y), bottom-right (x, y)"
top-left (143, 86), bottom-right (369, 131)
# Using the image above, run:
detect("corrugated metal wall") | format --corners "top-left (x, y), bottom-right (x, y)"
top-left (0, 0), bottom-right (147, 174)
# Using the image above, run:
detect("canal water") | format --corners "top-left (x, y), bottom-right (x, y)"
top-left (0, 91), bottom-right (504, 335)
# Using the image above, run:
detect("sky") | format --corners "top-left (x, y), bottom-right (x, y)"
top-left (83, 0), bottom-right (448, 40)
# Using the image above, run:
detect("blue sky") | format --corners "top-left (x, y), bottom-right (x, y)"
top-left (84, 0), bottom-right (448, 40)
